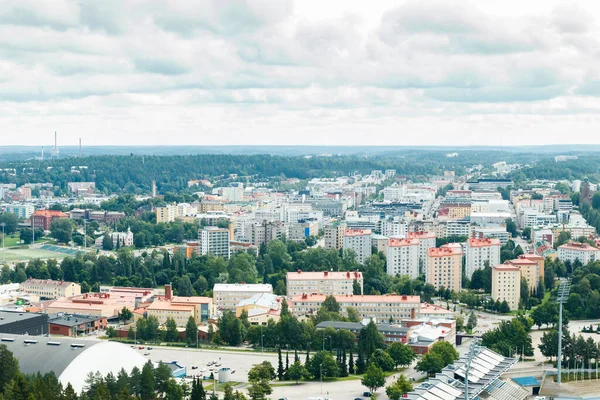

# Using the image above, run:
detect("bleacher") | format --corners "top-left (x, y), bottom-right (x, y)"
top-left (40, 244), bottom-right (84, 256)
top-left (483, 379), bottom-right (529, 400)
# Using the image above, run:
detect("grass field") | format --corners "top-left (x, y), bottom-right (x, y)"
top-left (1, 248), bottom-right (64, 261)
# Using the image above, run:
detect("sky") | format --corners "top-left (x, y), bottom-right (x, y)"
top-left (2, 0), bottom-right (600, 147)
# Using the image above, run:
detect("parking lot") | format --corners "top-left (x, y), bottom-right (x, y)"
top-left (136, 346), bottom-right (279, 383)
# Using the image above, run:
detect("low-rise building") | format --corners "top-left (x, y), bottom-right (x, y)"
top-left (20, 279), bottom-right (81, 299)
top-left (213, 283), bottom-right (273, 311)
top-left (0, 310), bottom-right (48, 335)
top-left (31, 210), bottom-right (68, 231)
top-left (46, 292), bottom-right (135, 317)
top-left (558, 242), bottom-right (600, 265)
top-left (291, 293), bottom-right (421, 322)
top-left (286, 270), bottom-right (363, 297)
top-left (146, 299), bottom-right (195, 327)
top-left (48, 314), bottom-right (108, 337)
top-left (236, 293), bottom-right (282, 324)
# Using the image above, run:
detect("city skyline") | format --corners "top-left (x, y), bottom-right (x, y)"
top-left (3, 0), bottom-right (600, 146)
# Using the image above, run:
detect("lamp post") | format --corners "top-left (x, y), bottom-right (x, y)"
top-left (323, 336), bottom-right (330, 351)
top-left (1, 222), bottom-right (5, 264)
top-left (320, 363), bottom-right (323, 394)
top-left (83, 219), bottom-right (87, 250)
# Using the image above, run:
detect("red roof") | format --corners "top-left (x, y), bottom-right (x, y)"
top-left (33, 210), bottom-right (68, 218)
top-left (467, 238), bottom-right (501, 247)
top-left (388, 238), bottom-right (419, 247)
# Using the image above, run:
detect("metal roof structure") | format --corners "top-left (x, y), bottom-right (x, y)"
top-left (406, 346), bottom-right (518, 400)
top-left (0, 334), bottom-right (147, 393)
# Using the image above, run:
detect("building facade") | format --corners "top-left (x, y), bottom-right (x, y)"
top-left (286, 270), bottom-right (363, 297)
top-left (31, 210), bottom-right (68, 231)
top-left (156, 204), bottom-right (177, 223)
top-left (386, 238), bottom-right (419, 278)
top-left (426, 243), bottom-right (463, 293)
top-left (558, 242), bottom-right (600, 265)
top-left (4, 204), bottom-right (35, 219)
top-left (343, 229), bottom-right (372, 265)
top-left (213, 283), bottom-right (273, 311)
top-left (465, 238), bottom-right (501, 279)
top-left (199, 227), bottom-right (230, 258)
top-left (491, 265), bottom-right (521, 311)
top-left (20, 279), bottom-right (81, 299)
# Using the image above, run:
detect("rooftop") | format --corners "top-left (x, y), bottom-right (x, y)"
top-left (388, 238), bottom-right (419, 247)
top-left (493, 265), bottom-right (520, 272)
top-left (48, 314), bottom-right (105, 327)
top-left (558, 242), bottom-right (600, 251)
top-left (170, 296), bottom-right (213, 305)
top-left (293, 293), bottom-right (421, 303)
top-left (237, 293), bottom-right (281, 309)
top-left (21, 279), bottom-right (76, 288)
top-left (407, 231), bottom-right (436, 239)
top-left (287, 270), bottom-right (363, 280)
top-left (213, 283), bottom-right (273, 292)
top-left (147, 300), bottom-right (195, 312)
top-left (0, 310), bottom-right (46, 325)
top-left (467, 238), bottom-right (501, 247)
top-left (316, 320), bottom-right (409, 334)
top-left (32, 210), bottom-right (68, 217)
top-left (428, 246), bottom-right (462, 257)
top-left (344, 229), bottom-right (372, 237)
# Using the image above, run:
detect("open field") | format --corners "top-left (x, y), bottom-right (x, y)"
top-left (1, 248), bottom-right (64, 261)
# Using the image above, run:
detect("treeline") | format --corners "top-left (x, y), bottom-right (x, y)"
top-left (0, 151), bottom-right (539, 195)
top-left (511, 156), bottom-right (600, 183)
top-left (481, 316), bottom-right (534, 358)
top-left (539, 330), bottom-right (600, 369)
top-left (0, 344), bottom-right (191, 400)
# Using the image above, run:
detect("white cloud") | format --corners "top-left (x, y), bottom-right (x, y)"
top-left (2, 0), bottom-right (600, 146)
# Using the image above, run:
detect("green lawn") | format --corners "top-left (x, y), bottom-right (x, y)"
top-left (1, 248), bottom-right (64, 261)
top-left (2, 235), bottom-right (22, 247)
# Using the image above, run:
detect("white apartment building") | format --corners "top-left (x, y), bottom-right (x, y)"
top-left (465, 238), bottom-right (501, 278)
top-left (221, 184), bottom-right (244, 202)
top-left (324, 223), bottom-right (346, 250)
top-left (199, 226), bottom-right (230, 258)
top-left (558, 242), bottom-right (600, 265)
top-left (213, 283), bottom-right (273, 311)
top-left (176, 203), bottom-right (194, 217)
top-left (383, 184), bottom-right (407, 201)
top-left (343, 229), bottom-right (372, 265)
top-left (471, 227), bottom-right (510, 245)
top-left (386, 238), bottom-right (419, 278)
top-left (522, 210), bottom-right (557, 228)
top-left (4, 204), bottom-right (35, 219)
top-left (381, 218), bottom-right (408, 238)
top-left (492, 265), bottom-right (521, 311)
top-left (94, 228), bottom-right (134, 248)
top-left (286, 270), bottom-right (363, 297)
top-left (156, 203), bottom-right (177, 223)
top-left (446, 220), bottom-right (471, 237)
top-left (407, 231), bottom-right (436, 273)
top-left (20, 279), bottom-right (81, 299)
top-left (291, 293), bottom-right (421, 321)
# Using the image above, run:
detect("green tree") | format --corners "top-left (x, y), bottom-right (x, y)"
top-left (277, 347), bottom-right (284, 381)
top-left (358, 320), bottom-right (385, 363)
top-left (119, 307), bottom-right (133, 323)
top-left (356, 350), bottom-right (366, 374)
top-left (0, 344), bottom-right (19, 393)
top-left (466, 311), bottom-right (477, 332)
top-left (428, 341), bottom-right (459, 366)
top-left (538, 330), bottom-right (559, 361)
top-left (322, 295), bottom-right (340, 313)
top-left (498, 300), bottom-right (511, 314)
top-left (353, 279), bottom-right (362, 295)
top-left (247, 362), bottom-right (274, 400)
top-left (102, 234), bottom-right (114, 251)
top-left (385, 374), bottom-right (413, 400)
top-left (347, 307), bottom-right (361, 323)
top-left (186, 316), bottom-right (198, 345)
top-left (370, 349), bottom-right (395, 372)
top-left (386, 342), bottom-right (415, 369)
top-left (223, 383), bottom-right (234, 400)
top-left (178, 275), bottom-right (194, 296)
top-left (0, 213), bottom-right (18, 235)
top-left (286, 361), bottom-right (305, 384)
top-left (416, 352), bottom-right (444, 376)
top-left (164, 317), bottom-right (179, 342)
top-left (361, 363), bottom-right (385, 393)
top-left (50, 219), bottom-right (73, 244)
top-left (307, 351), bottom-right (339, 379)
top-left (140, 361), bottom-right (155, 400)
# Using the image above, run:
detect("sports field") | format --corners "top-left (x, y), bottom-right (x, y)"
top-left (1, 248), bottom-right (65, 261)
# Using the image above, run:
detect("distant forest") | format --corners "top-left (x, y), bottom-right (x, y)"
top-left (0, 151), bottom-right (596, 194)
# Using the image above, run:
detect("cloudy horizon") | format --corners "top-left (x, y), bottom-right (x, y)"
top-left (3, 0), bottom-right (600, 147)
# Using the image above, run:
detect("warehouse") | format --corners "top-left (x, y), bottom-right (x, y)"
top-left (0, 310), bottom-right (48, 335)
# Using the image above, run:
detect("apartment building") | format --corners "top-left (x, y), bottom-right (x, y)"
top-left (381, 219), bottom-right (408, 238)
top-left (465, 238), bottom-right (501, 278)
top-left (558, 242), bottom-right (600, 265)
top-left (438, 203), bottom-right (472, 220)
top-left (372, 234), bottom-right (388, 254)
top-left (518, 254), bottom-right (545, 279)
top-left (386, 238), bottom-right (419, 278)
top-left (249, 221), bottom-right (288, 247)
top-left (4, 204), bottom-right (34, 219)
top-left (426, 243), bottom-right (463, 293)
top-left (446, 220), bottom-right (471, 237)
top-left (31, 210), bottom-right (68, 231)
top-left (286, 270), bottom-right (363, 297)
top-left (492, 265), bottom-right (521, 311)
top-left (156, 203), bottom-right (177, 223)
top-left (505, 258), bottom-right (539, 292)
top-left (343, 229), bottom-right (372, 265)
top-left (146, 300), bottom-right (195, 327)
top-left (199, 226), bottom-right (230, 258)
top-left (291, 293), bottom-right (421, 322)
top-left (20, 279), bottom-right (81, 299)
top-left (213, 283), bottom-right (273, 311)
top-left (407, 231), bottom-right (436, 272)
top-left (324, 222), bottom-right (346, 250)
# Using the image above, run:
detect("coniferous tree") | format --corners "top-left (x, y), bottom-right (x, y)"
top-left (349, 349), bottom-right (355, 374)
top-left (356, 350), bottom-right (366, 374)
top-left (277, 347), bottom-right (284, 381)
top-left (294, 349), bottom-right (299, 363)
top-left (285, 352), bottom-right (290, 380)
top-left (140, 361), bottom-right (155, 400)
top-left (305, 348), bottom-right (310, 365)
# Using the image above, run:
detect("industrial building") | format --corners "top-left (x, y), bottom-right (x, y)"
top-left (0, 310), bottom-right (48, 335)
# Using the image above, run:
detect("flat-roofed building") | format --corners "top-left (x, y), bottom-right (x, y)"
top-left (324, 222), bottom-right (346, 250)
top-left (505, 258), bottom-right (539, 292)
top-left (407, 231), bottom-right (437, 272)
top-left (343, 229), bottom-right (372, 264)
top-left (286, 270), bottom-right (363, 297)
top-left (199, 226), bottom-right (230, 258)
top-left (46, 292), bottom-right (135, 317)
top-left (386, 238), bottom-right (419, 278)
top-left (236, 293), bottom-right (282, 324)
top-left (48, 314), bottom-right (108, 337)
top-left (156, 204), bottom-right (177, 223)
top-left (20, 279), bottom-right (81, 299)
top-left (558, 242), bottom-right (600, 265)
top-left (146, 299), bottom-right (195, 327)
top-left (465, 238), bottom-right (501, 279)
top-left (5, 204), bottom-right (35, 219)
top-left (213, 283), bottom-right (273, 311)
top-left (0, 310), bottom-right (48, 335)
top-left (31, 210), bottom-right (68, 231)
top-left (426, 243), bottom-right (463, 293)
top-left (492, 265), bottom-right (521, 311)
top-left (170, 296), bottom-right (214, 323)
top-left (291, 293), bottom-right (421, 322)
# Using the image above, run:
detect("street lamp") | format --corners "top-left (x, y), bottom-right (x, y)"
top-left (323, 336), bottom-right (330, 351)
top-left (320, 363), bottom-right (323, 394)
top-left (1, 222), bottom-right (5, 264)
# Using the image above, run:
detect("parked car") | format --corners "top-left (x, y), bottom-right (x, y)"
top-left (363, 392), bottom-right (372, 397)
top-left (138, 346), bottom-right (144, 350)
top-left (144, 352), bottom-right (150, 356)
top-left (231, 369), bottom-right (235, 374)
top-left (147, 347), bottom-right (153, 350)
top-left (191, 366), bottom-right (198, 370)
top-left (354, 397), bottom-right (363, 400)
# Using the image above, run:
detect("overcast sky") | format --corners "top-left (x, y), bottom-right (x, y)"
top-left (2, 0), bottom-right (600, 147)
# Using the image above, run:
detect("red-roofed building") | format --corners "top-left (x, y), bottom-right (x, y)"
top-left (343, 229), bottom-right (372, 265)
top-left (426, 243), bottom-right (463, 293)
top-left (286, 270), bottom-right (363, 297)
top-left (31, 210), bottom-right (68, 230)
top-left (386, 238), bottom-right (420, 278)
top-left (465, 238), bottom-right (501, 279)
top-left (291, 293), bottom-right (421, 322)
top-left (492, 264), bottom-right (521, 310)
